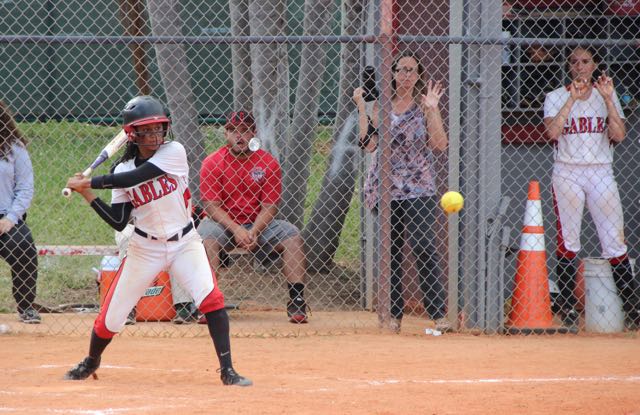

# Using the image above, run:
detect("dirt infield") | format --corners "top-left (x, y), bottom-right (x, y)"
top-left (1, 314), bottom-right (639, 414)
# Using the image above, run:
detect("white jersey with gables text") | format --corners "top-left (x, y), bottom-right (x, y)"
top-left (111, 141), bottom-right (192, 238)
top-left (544, 85), bottom-right (625, 165)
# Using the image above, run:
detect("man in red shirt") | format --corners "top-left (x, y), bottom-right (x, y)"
top-left (198, 111), bottom-right (308, 323)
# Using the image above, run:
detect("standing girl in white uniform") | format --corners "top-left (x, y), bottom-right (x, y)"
top-left (64, 96), bottom-right (252, 385)
top-left (544, 47), bottom-right (639, 329)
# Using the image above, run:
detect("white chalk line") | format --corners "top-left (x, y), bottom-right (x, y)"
top-left (7, 364), bottom-right (640, 387)
top-left (324, 375), bottom-right (640, 386)
top-left (7, 365), bottom-right (640, 388)
top-left (0, 405), bottom-right (182, 414)
top-left (3, 364), bottom-right (191, 374)
top-left (270, 374), bottom-right (640, 393)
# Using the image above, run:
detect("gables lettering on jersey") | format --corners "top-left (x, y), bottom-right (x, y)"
top-left (563, 116), bottom-right (606, 135)
top-left (127, 175), bottom-right (179, 208)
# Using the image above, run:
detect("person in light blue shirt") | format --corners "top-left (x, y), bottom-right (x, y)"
top-left (0, 100), bottom-right (40, 323)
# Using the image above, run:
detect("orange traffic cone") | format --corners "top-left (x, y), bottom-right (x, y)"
top-left (507, 181), bottom-right (567, 334)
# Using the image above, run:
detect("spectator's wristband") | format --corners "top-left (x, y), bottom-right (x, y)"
top-left (359, 116), bottom-right (378, 150)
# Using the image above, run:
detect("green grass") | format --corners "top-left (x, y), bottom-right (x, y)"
top-left (24, 121), bottom-right (118, 245)
top-left (0, 121), bottom-right (362, 311)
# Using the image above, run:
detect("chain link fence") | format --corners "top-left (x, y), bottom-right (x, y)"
top-left (0, 0), bottom-right (639, 337)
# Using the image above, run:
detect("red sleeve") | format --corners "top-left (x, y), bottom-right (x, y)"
top-left (261, 155), bottom-right (281, 206)
top-left (200, 153), bottom-right (223, 202)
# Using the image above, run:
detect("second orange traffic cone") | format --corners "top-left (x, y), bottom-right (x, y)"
top-left (507, 181), bottom-right (566, 334)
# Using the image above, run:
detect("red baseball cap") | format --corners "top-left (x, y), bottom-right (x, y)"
top-left (225, 110), bottom-right (255, 129)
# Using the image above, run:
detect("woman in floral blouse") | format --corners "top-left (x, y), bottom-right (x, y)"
top-left (353, 51), bottom-right (448, 333)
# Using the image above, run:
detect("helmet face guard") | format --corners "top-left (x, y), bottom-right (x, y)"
top-left (122, 96), bottom-right (171, 145)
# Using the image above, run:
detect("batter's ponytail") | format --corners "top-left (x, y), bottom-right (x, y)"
top-left (110, 141), bottom-right (138, 173)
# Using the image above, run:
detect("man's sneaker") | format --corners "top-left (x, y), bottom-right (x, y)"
top-left (172, 302), bottom-right (198, 325)
top-left (125, 308), bottom-right (136, 325)
top-left (19, 307), bottom-right (41, 324)
top-left (435, 317), bottom-right (452, 332)
top-left (64, 356), bottom-right (100, 380)
top-left (219, 367), bottom-right (253, 386)
top-left (287, 297), bottom-right (308, 324)
top-left (561, 309), bottom-right (579, 329)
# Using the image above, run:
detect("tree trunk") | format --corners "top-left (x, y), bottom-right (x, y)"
top-left (248, 0), bottom-right (289, 160)
top-left (118, 0), bottom-right (151, 95)
top-left (229, 0), bottom-right (253, 111)
top-left (303, 0), bottom-right (366, 272)
top-left (147, 0), bottom-right (205, 202)
top-left (280, 0), bottom-right (336, 230)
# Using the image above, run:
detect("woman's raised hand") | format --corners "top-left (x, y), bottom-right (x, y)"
top-left (421, 80), bottom-right (444, 110)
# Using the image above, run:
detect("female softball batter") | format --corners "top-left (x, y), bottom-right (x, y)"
top-left (64, 96), bottom-right (252, 385)
top-left (544, 46), bottom-right (640, 329)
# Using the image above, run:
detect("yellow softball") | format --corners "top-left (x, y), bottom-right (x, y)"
top-left (440, 191), bottom-right (464, 214)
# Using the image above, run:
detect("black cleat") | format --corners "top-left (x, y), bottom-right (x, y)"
top-left (219, 367), bottom-right (253, 386)
top-left (626, 310), bottom-right (640, 331)
top-left (287, 297), bottom-right (308, 324)
top-left (64, 356), bottom-right (100, 380)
